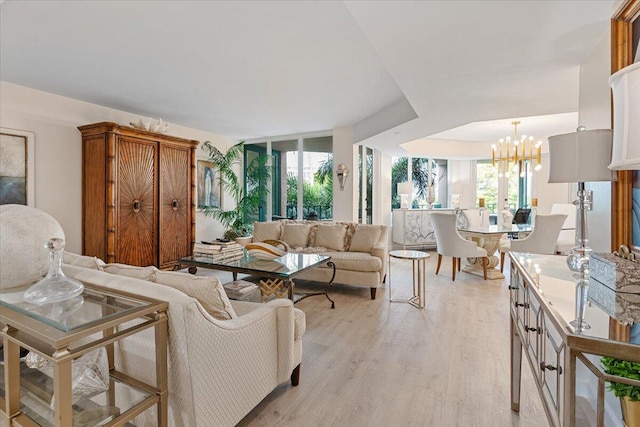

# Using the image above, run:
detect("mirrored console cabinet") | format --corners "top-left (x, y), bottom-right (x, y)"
top-left (392, 208), bottom-right (462, 248)
top-left (509, 252), bottom-right (640, 427)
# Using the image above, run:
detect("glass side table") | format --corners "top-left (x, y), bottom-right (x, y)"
top-left (388, 250), bottom-right (430, 309)
top-left (0, 282), bottom-right (168, 427)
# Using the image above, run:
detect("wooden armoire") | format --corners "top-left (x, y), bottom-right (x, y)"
top-left (79, 122), bottom-right (197, 269)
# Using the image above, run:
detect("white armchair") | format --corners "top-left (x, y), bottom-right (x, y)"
top-left (499, 213), bottom-right (567, 272)
top-left (430, 212), bottom-right (488, 281)
top-left (550, 203), bottom-right (577, 254)
top-left (63, 265), bottom-right (304, 427)
top-left (462, 209), bottom-right (483, 228)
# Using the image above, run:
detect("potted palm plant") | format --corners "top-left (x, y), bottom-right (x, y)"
top-left (200, 141), bottom-right (271, 242)
top-left (601, 357), bottom-right (640, 427)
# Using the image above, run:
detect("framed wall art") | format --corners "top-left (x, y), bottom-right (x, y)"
top-left (197, 159), bottom-right (221, 209)
top-left (0, 128), bottom-right (35, 206)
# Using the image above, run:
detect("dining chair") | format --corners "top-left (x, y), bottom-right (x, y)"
top-left (462, 209), bottom-right (483, 228)
top-left (512, 208), bottom-right (531, 224)
top-left (430, 212), bottom-right (488, 281)
top-left (550, 203), bottom-right (576, 254)
top-left (499, 214), bottom-right (568, 272)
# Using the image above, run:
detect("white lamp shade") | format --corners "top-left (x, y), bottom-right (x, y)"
top-left (609, 62), bottom-right (640, 170)
top-left (397, 182), bottom-right (412, 195)
top-left (547, 129), bottom-right (616, 183)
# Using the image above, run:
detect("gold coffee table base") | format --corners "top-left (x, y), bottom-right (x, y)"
top-left (260, 278), bottom-right (290, 301)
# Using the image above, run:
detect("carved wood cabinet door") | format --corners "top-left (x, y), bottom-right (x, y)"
top-left (116, 137), bottom-right (158, 267)
top-left (158, 144), bottom-right (191, 269)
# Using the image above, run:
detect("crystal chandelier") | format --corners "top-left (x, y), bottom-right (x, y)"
top-left (491, 121), bottom-right (543, 177)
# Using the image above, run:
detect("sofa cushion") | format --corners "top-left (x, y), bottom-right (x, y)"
top-left (253, 221), bottom-right (282, 242)
top-left (154, 270), bottom-right (236, 320)
top-left (349, 225), bottom-right (383, 253)
top-left (314, 224), bottom-right (347, 251)
top-left (323, 251), bottom-right (382, 272)
top-left (63, 251), bottom-right (105, 270)
top-left (103, 263), bottom-right (157, 281)
top-left (282, 223), bottom-right (312, 248)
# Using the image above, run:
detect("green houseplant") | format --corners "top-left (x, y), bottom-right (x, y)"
top-left (601, 357), bottom-right (640, 426)
top-left (201, 141), bottom-right (272, 240)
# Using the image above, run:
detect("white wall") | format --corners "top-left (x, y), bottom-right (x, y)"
top-left (447, 160), bottom-right (475, 209)
top-left (578, 30), bottom-right (613, 253)
top-left (0, 82), bottom-right (235, 253)
top-left (332, 126), bottom-right (358, 222)
top-left (378, 151), bottom-right (393, 227)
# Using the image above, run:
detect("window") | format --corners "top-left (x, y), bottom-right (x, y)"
top-left (391, 157), bottom-right (446, 209)
top-left (476, 161), bottom-right (498, 213)
top-left (265, 136), bottom-right (333, 221)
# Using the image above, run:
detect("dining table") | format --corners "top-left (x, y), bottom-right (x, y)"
top-left (458, 224), bottom-right (532, 279)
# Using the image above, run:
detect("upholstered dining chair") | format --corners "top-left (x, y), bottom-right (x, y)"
top-left (430, 212), bottom-right (488, 281)
top-left (462, 209), bottom-right (483, 228)
top-left (550, 203), bottom-right (577, 254)
top-left (499, 213), bottom-right (568, 272)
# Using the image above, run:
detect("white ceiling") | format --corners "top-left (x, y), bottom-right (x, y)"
top-left (0, 0), bottom-right (618, 157)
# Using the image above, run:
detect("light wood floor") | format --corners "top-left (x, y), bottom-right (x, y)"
top-left (215, 251), bottom-right (548, 427)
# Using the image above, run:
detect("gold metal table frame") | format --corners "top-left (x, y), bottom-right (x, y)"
top-left (388, 249), bottom-right (429, 309)
top-left (0, 283), bottom-right (168, 427)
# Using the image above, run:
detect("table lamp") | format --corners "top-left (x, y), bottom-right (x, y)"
top-left (609, 62), bottom-right (640, 170)
top-left (548, 127), bottom-right (616, 273)
top-left (450, 182), bottom-right (463, 209)
top-left (397, 182), bottom-right (412, 209)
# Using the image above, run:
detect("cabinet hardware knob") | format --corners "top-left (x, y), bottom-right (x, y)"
top-left (172, 199), bottom-right (179, 211)
top-left (540, 363), bottom-right (562, 374)
top-left (515, 302), bottom-right (529, 308)
top-left (525, 326), bottom-right (538, 332)
top-left (508, 285), bottom-right (519, 290)
top-left (133, 200), bottom-right (141, 212)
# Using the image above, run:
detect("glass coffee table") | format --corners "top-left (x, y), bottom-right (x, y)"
top-left (179, 252), bottom-right (337, 308)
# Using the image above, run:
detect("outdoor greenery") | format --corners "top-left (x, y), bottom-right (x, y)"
top-left (391, 157), bottom-right (438, 208)
top-left (601, 357), bottom-right (640, 401)
top-left (286, 155), bottom-right (333, 219)
top-left (201, 141), bottom-right (272, 239)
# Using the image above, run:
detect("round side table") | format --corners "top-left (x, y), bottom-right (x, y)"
top-left (389, 249), bottom-right (430, 309)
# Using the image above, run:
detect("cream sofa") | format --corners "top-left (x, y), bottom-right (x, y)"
top-left (0, 205), bottom-right (305, 427)
top-left (252, 220), bottom-right (389, 299)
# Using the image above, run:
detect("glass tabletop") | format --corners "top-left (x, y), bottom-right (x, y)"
top-left (461, 224), bottom-right (532, 234)
top-left (511, 252), bottom-right (640, 344)
top-left (181, 252), bottom-right (331, 278)
top-left (0, 284), bottom-right (151, 332)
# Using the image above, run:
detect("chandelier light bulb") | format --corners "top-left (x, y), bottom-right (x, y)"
top-left (492, 121), bottom-right (542, 177)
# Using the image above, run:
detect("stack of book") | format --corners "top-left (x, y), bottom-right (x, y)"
top-left (193, 241), bottom-right (243, 261)
top-left (223, 280), bottom-right (259, 300)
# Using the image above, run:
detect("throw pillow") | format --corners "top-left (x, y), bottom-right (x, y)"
top-left (282, 223), bottom-right (312, 248)
top-left (253, 221), bottom-right (282, 242)
top-left (349, 225), bottom-right (382, 252)
top-left (102, 263), bottom-right (157, 281)
top-left (315, 224), bottom-right (347, 251)
top-left (63, 251), bottom-right (106, 270)
top-left (154, 271), bottom-right (236, 320)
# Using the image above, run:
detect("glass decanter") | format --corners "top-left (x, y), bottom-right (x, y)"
top-left (23, 238), bottom-right (84, 305)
